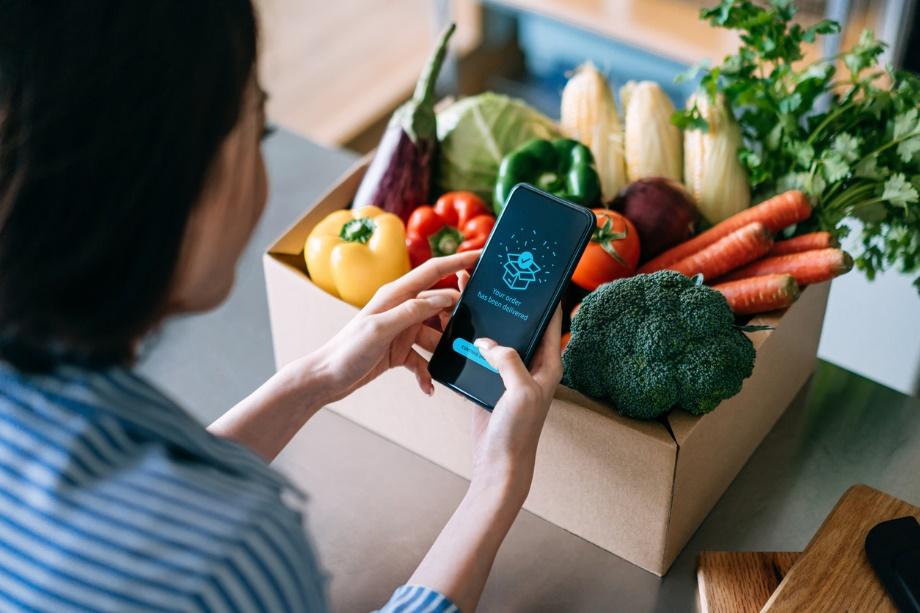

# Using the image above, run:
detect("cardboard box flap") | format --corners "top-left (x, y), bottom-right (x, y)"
top-left (745, 309), bottom-right (783, 350)
top-left (554, 385), bottom-right (675, 448)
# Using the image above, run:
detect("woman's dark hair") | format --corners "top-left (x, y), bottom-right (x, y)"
top-left (0, 1), bottom-right (257, 371)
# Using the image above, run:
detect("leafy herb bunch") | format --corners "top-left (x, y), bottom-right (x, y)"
top-left (675, 0), bottom-right (920, 289)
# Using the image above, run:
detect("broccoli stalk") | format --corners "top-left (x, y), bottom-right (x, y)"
top-left (562, 271), bottom-right (756, 420)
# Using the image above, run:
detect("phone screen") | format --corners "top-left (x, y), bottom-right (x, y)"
top-left (428, 184), bottom-right (594, 409)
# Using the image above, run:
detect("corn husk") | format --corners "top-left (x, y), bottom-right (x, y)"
top-left (684, 92), bottom-right (750, 223)
top-left (560, 63), bottom-right (627, 201)
top-left (621, 81), bottom-right (682, 182)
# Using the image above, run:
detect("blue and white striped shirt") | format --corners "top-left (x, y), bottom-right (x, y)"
top-left (0, 363), bottom-right (458, 612)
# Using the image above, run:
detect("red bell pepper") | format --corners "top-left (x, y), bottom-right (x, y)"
top-left (406, 191), bottom-right (495, 287)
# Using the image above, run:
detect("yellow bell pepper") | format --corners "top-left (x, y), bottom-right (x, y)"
top-left (305, 206), bottom-right (410, 307)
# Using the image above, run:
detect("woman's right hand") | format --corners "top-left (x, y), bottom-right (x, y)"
top-left (404, 272), bottom-right (563, 612)
top-left (458, 271), bottom-right (564, 507)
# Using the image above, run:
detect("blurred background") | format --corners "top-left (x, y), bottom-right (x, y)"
top-left (254, 0), bottom-right (920, 395)
top-left (256, 0), bottom-right (916, 150)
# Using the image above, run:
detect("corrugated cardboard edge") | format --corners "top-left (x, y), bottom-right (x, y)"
top-left (522, 385), bottom-right (678, 573)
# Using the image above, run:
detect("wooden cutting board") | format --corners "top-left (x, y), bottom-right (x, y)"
top-left (698, 552), bottom-right (801, 613)
top-left (762, 484), bottom-right (920, 612)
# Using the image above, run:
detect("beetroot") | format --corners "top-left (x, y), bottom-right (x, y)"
top-left (611, 178), bottom-right (698, 262)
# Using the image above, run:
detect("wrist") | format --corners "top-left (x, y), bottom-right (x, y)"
top-left (277, 351), bottom-right (338, 413)
top-left (469, 464), bottom-right (532, 512)
top-left (459, 475), bottom-right (527, 546)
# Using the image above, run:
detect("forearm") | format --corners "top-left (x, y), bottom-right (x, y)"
top-left (207, 353), bottom-right (332, 462)
top-left (409, 476), bottom-right (526, 612)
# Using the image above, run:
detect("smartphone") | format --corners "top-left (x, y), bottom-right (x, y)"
top-left (428, 184), bottom-right (594, 410)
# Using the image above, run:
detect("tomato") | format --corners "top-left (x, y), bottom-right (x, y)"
top-left (570, 302), bottom-right (582, 322)
top-left (572, 209), bottom-right (640, 291)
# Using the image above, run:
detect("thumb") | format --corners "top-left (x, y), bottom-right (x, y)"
top-left (474, 338), bottom-right (533, 391)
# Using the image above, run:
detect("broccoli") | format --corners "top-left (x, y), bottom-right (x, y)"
top-left (562, 271), bottom-right (755, 420)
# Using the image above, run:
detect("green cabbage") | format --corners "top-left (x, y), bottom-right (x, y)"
top-left (436, 93), bottom-right (561, 200)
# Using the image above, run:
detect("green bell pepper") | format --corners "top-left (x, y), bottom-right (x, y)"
top-left (493, 138), bottom-right (601, 214)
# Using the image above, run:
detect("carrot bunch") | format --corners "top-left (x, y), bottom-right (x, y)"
top-left (641, 191), bottom-right (853, 315)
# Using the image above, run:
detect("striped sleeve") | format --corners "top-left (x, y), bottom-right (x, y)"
top-left (0, 368), bottom-right (332, 613)
top-left (374, 585), bottom-right (459, 613)
top-left (207, 537), bottom-right (302, 613)
top-left (175, 467), bottom-right (330, 613)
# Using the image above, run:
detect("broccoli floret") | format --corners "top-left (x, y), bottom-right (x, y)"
top-left (562, 271), bottom-right (755, 420)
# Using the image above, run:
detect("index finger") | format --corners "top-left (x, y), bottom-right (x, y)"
top-left (373, 250), bottom-right (480, 307)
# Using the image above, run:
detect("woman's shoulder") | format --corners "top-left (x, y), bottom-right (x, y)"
top-left (0, 361), bottom-right (310, 534)
top-left (0, 363), bottom-right (328, 612)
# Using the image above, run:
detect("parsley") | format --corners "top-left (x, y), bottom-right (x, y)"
top-left (676, 0), bottom-right (920, 290)
top-left (882, 174), bottom-right (919, 209)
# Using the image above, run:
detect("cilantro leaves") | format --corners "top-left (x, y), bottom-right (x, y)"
top-left (676, 0), bottom-right (920, 291)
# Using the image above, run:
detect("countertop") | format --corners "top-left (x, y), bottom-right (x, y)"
top-left (139, 129), bottom-right (920, 612)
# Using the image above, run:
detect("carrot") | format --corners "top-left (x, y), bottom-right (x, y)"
top-left (561, 331), bottom-right (572, 354)
top-left (639, 191), bottom-right (811, 273)
top-left (768, 231), bottom-right (837, 256)
top-left (713, 274), bottom-right (800, 315)
top-left (668, 222), bottom-right (773, 280)
top-left (718, 248), bottom-right (854, 285)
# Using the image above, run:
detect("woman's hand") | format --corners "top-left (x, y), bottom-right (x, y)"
top-left (406, 271), bottom-right (563, 612)
top-left (462, 271), bottom-right (563, 505)
top-left (470, 309), bottom-right (563, 505)
top-left (308, 250), bottom-right (480, 404)
top-left (211, 251), bottom-right (478, 463)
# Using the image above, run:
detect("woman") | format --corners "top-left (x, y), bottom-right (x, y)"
top-left (0, 2), bottom-right (562, 612)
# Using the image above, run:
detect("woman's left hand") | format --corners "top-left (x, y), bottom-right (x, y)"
top-left (211, 250), bottom-right (478, 462)
top-left (305, 250), bottom-right (480, 404)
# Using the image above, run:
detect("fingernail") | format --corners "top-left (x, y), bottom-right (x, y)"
top-left (427, 294), bottom-right (452, 308)
top-left (474, 338), bottom-right (496, 350)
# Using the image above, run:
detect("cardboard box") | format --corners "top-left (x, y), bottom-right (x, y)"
top-left (263, 158), bottom-right (830, 575)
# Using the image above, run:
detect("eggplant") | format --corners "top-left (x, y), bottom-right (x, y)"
top-left (352, 23), bottom-right (456, 221)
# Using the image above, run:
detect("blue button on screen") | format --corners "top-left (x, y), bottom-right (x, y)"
top-left (452, 338), bottom-right (499, 373)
